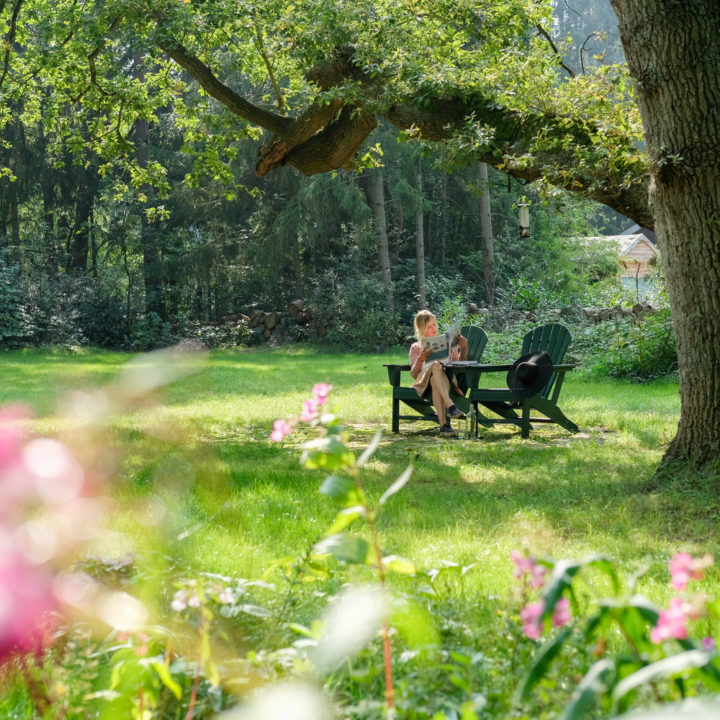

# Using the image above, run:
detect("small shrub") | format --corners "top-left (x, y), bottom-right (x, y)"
top-left (128, 312), bottom-right (179, 351)
top-left (0, 255), bottom-right (23, 347)
top-left (597, 309), bottom-right (677, 381)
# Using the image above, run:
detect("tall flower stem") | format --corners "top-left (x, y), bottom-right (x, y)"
top-left (351, 466), bottom-right (395, 716)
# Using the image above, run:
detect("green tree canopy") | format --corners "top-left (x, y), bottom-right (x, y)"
top-left (1, 0), bottom-right (649, 224)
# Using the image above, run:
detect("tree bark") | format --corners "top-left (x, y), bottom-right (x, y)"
top-left (611, 0), bottom-right (720, 465)
top-left (291, 231), bottom-right (303, 301)
top-left (415, 159), bottom-right (426, 309)
top-left (366, 169), bottom-right (394, 315)
top-left (438, 174), bottom-right (447, 265)
top-left (153, 35), bottom-right (652, 227)
top-left (133, 51), bottom-right (164, 319)
top-left (8, 186), bottom-right (20, 264)
top-left (67, 181), bottom-right (93, 273)
top-left (477, 162), bottom-right (495, 307)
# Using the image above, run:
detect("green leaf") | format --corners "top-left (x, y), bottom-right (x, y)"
top-left (542, 556), bottom-right (616, 621)
top-left (150, 661), bottom-right (182, 700)
top-left (301, 436), bottom-right (355, 470)
top-left (234, 603), bottom-right (272, 618)
top-left (383, 555), bottom-right (416, 575)
top-left (314, 534), bottom-right (371, 564)
top-left (201, 632), bottom-right (211, 663)
top-left (516, 625), bottom-right (572, 701)
top-left (205, 657), bottom-right (221, 688)
top-left (391, 597), bottom-right (440, 649)
top-left (610, 698), bottom-right (720, 718)
top-left (613, 650), bottom-right (712, 704)
top-left (560, 658), bottom-right (614, 720)
top-left (262, 555), bottom-right (296, 581)
top-left (319, 474), bottom-right (365, 507)
top-left (379, 465), bottom-right (412, 506)
top-left (357, 428), bottom-right (382, 466)
top-left (593, 597), bottom-right (659, 651)
top-left (326, 506), bottom-right (365, 535)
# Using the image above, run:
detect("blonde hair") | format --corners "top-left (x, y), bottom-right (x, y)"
top-left (414, 310), bottom-right (435, 339)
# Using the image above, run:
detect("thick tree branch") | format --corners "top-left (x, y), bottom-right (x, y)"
top-left (156, 36), bottom-right (293, 136)
top-left (282, 105), bottom-right (377, 175)
top-left (0, 0), bottom-right (23, 90)
top-left (384, 98), bottom-right (653, 228)
top-left (154, 37), bottom-right (653, 226)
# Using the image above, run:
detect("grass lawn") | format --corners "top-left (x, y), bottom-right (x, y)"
top-left (5, 345), bottom-right (719, 718)
top-left (1, 345), bottom-right (699, 591)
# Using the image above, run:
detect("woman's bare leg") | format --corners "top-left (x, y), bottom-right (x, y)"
top-left (429, 363), bottom-right (453, 426)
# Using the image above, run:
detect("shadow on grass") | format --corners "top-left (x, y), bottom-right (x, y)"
top-left (177, 418), bottom-right (720, 569)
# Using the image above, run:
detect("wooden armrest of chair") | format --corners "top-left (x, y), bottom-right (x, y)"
top-left (383, 363), bottom-right (411, 387)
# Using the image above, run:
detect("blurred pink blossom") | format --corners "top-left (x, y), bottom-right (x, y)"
top-left (300, 399), bottom-right (320, 422)
top-left (520, 601), bottom-right (544, 640)
top-left (669, 552), bottom-right (713, 590)
top-left (312, 383), bottom-right (333, 406)
top-left (0, 406), bottom-right (29, 467)
top-left (650, 597), bottom-right (691, 643)
top-left (270, 419), bottom-right (292, 442)
top-left (510, 550), bottom-right (547, 588)
top-left (552, 597), bottom-right (572, 627)
top-left (703, 636), bottom-right (716, 652)
top-left (0, 553), bottom-right (58, 662)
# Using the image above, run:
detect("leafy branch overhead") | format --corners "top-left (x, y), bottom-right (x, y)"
top-left (1, 0), bottom-right (651, 226)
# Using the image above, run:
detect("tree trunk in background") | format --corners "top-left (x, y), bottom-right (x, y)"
top-left (415, 160), bottom-right (426, 309)
top-left (38, 111), bottom-right (58, 277)
top-left (438, 174), bottom-right (447, 264)
top-left (611, 0), bottom-right (720, 466)
top-left (291, 232), bottom-right (303, 300)
top-left (67, 182), bottom-right (93, 273)
top-left (477, 162), bottom-right (495, 307)
top-left (91, 217), bottom-right (98, 279)
top-left (133, 52), bottom-right (164, 319)
top-left (42, 172), bottom-right (57, 276)
top-left (367, 168), bottom-right (394, 315)
top-left (8, 187), bottom-right (21, 264)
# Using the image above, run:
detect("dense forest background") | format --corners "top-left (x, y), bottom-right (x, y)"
top-left (0, 0), bottom-right (646, 352)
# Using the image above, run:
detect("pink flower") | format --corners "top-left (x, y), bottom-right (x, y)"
top-left (270, 419), bottom-right (292, 442)
top-left (312, 383), bottom-right (332, 406)
top-left (552, 597), bottom-right (571, 627)
top-left (0, 553), bottom-right (58, 661)
top-left (300, 398), bottom-right (319, 422)
top-left (0, 406), bottom-right (29, 468)
top-left (520, 601), bottom-right (544, 640)
top-left (669, 552), bottom-right (713, 590)
top-left (650, 597), bottom-right (690, 644)
top-left (703, 636), bottom-right (716, 652)
top-left (510, 550), bottom-right (547, 588)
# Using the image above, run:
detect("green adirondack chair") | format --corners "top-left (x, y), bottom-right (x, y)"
top-left (384, 325), bottom-right (488, 433)
top-left (467, 323), bottom-right (578, 438)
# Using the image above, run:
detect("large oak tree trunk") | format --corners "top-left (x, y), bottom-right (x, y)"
top-left (612, 0), bottom-right (720, 465)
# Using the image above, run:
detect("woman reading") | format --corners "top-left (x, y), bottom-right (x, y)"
top-left (408, 310), bottom-right (468, 437)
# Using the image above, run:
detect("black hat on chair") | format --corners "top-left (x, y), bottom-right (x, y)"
top-left (506, 351), bottom-right (554, 398)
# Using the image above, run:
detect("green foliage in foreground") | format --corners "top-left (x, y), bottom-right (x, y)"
top-left (3, 346), bottom-right (719, 719)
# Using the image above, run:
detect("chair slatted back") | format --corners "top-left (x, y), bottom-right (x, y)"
top-left (461, 325), bottom-right (488, 362)
top-left (520, 323), bottom-right (571, 399)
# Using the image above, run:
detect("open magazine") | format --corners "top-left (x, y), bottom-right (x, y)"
top-left (421, 322), bottom-right (462, 363)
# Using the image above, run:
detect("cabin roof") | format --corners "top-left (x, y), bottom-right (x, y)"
top-left (583, 233), bottom-right (659, 258)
